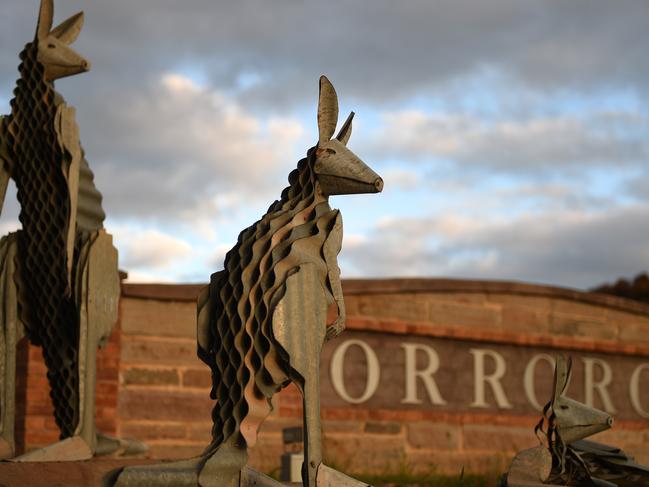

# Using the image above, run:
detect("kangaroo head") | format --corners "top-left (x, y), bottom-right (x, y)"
top-left (314, 76), bottom-right (383, 196)
top-left (550, 356), bottom-right (613, 444)
top-left (33, 0), bottom-right (90, 81)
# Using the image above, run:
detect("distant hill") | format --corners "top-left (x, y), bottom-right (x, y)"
top-left (591, 272), bottom-right (649, 304)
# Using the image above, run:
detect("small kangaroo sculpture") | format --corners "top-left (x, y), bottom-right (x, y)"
top-left (115, 76), bottom-right (382, 487)
top-left (505, 356), bottom-right (649, 487)
top-left (0, 0), bottom-right (126, 461)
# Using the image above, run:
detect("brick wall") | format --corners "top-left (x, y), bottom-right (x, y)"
top-left (16, 324), bottom-right (120, 451)
top-left (116, 288), bottom-right (296, 470)
top-left (15, 278), bottom-right (649, 477)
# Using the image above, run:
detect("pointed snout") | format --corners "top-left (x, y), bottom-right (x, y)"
top-left (363, 171), bottom-right (384, 193)
top-left (45, 59), bottom-right (90, 80)
top-left (554, 396), bottom-right (613, 444)
top-left (374, 177), bottom-right (384, 193)
top-left (314, 141), bottom-right (384, 196)
top-left (351, 160), bottom-right (384, 194)
top-left (38, 35), bottom-right (91, 80)
top-left (346, 161), bottom-right (383, 194)
top-left (317, 161), bottom-right (383, 196)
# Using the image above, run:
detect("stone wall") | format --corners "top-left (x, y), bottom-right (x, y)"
top-left (16, 327), bottom-right (119, 450)
top-left (15, 279), bottom-right (649, 477)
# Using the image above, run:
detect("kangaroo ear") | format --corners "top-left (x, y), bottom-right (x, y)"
top-left (552, 355), bottom-right (569, 404)
top-left (36, 0), bottom-right (54, 40)
top-left (563, 356), bottom-right (573, 395)
top-left (51, 12), bottom-right (84, 44)
top-left (336, 111), bottom-right (354, 146)
top-left (318, 75), bottom-right (338, 143)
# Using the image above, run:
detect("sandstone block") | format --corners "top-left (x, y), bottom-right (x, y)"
top-left (182, 369), bottom-right (211, 389)
top-left (118, 390), bottom-right (212, 422)
top-left (120, 298), bottom-right (196, 338)
top-left (364, 421), bottom-right (402, 435)
top-left (486, 294), bottom-right (552, 311)
top-left (187, 422), bottom-right (214, 442)
top-left (146, 443), bottom-right (205, 460)
top-left (323, 420), bottom-right (362, 434)
top-left (618, 320), bottom-right (649, 344)
top-left (123, 367), bottom-right (180, 386)
top-left (501, 305), bottom-right (550, 335)
top-left (406, 422), bottom-right (460, 451)
top-left (358, 295), bottom-right (428, 322)
top-left (323, 433), bottom-right (406, 474)
top-left (121, 338), bottom-right (201, 366)
top-left (429, 292), bottom-right (488, 305)
top-left (428, 301), bottom-right (500, 330)
top-left (553, 299), bottom-right (610, 319)
top-left (462, 425), bottom-right (536, 453)
top-left (549, 312), bottom-right (613, 340)
top-left (120, 421), bottom-right (186, 441)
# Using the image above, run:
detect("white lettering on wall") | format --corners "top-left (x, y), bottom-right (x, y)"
top-left (523, 354), bottom-right (555, 411)
top-left (401, 343), bottom-right (447, 405)
top-left (330, 339), bottom-right (380, 404)
top-left (469, 349), bottom-right (513, 409)
top-left (630, 363), bottom-right (649, 418)
top-left (583, 357), bottom-right (617, 413)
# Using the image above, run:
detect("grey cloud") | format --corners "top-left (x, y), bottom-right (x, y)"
top-left (627, 174), bottom-right (649, 202)
top-left (2, 1), bottom-right (646, 219)
top-left (342, 205), bottom-right (649, 289)
top-left (2, 0), bottom-right (648, 285)
top-left (74, 74), bottom-right (303, 220)
top-left (364, 111), bottom-right (649, 176)
top-left (115, 228), bottom-right (192, 270)
top-left (2, 0), bottom-right (649, 112)
top-left (2, 68), bottom-right (303, 223)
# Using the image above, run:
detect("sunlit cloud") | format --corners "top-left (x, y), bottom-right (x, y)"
top-left (1, 1), bottom-right (648, 288)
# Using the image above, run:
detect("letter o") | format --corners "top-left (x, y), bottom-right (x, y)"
top-left (330, 339), bottom-right (380, 404)
top-left (524, 354), bottom-right (555, 411)
top-left (630, 364), bottom-right (649, 419)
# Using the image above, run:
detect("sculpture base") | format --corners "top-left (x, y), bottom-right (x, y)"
top-left (0, 458), bottom-right (160, 487)
top-left (0, 459), bottom-right (370, 487)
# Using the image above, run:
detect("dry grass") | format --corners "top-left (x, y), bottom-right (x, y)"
top-left (355, 470), bottom-right (503, 487)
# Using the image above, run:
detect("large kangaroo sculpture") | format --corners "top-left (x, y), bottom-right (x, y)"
top-left (115, 76), bottom-right (382, 487)
top-left (0, 0), bottom-right (123, 461)
top-left (505, 356), bottom-right (649, 486)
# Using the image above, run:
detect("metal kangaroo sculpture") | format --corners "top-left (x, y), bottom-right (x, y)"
top-left (505, 356), bottom-right (649, 487)
top-left (115, 76), bottom-right (382, 487)
top-left (0, 0), bottom-right (125, 461)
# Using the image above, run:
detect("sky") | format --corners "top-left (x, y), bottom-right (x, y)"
top-left (1, 0), bottom-right (648, 289)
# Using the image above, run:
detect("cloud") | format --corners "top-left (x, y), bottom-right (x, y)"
top-left (628, 173), bottom-right (649, 202)
top-left (379, 168), bottom-right (421, 190)
top-left (2, 0), bottom-right (649, 111)
top-left (84, 73), bottom-right (305, 221)
top-left (114, 227), bottom-right (192, 271)
top-left (1, 1), bottom-right (648, 286)
top-left (341, 204), bottom-right (649, 289)
top-left (366, 110), bottom-right (649, 175)
top-left (207, 243), bottom-right (235, 270)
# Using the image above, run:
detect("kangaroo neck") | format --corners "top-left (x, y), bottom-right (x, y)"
top-left (313, 180), bottom-right (329, 206)
top-left (10, 46), bottom-right (57, 130)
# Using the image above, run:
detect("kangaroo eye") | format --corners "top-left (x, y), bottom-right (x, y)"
top-left (48, 44), bottom-right (56, 49)
top-left (325, 148), bottom-right (336, 155)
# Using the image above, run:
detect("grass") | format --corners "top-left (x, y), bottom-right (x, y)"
top-left (355, 470), bottom-right (502, 487)
top-left (265, 457), bottom-right (505, 486)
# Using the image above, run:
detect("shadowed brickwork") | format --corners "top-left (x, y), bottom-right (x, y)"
top-left (15, 327), bottom-right (119, 454)
top-left (15, 279), bottom-right (649, 476)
